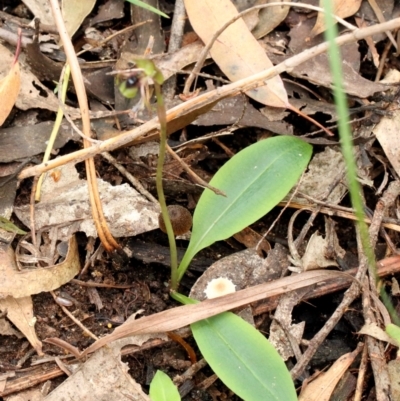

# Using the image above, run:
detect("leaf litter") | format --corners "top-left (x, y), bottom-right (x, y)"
top-left (0, 0), bottom-right (400, 400)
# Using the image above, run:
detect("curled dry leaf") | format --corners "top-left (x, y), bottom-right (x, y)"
top-left (298, 344), bottom-right (363, 401)
top-left (184, 0), bottom-right (288, 107)
top-left (0, 60), bottom-right (20, 126)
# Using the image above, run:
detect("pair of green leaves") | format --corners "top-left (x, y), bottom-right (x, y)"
top-left (151, 136), bottom-right (311, 401)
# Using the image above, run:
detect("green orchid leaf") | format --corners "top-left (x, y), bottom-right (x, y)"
top-left (149, 370), bottom-right (181, 401)
top-left (0, 216), bottom-right (26, 235)
top-left (125, 0), bottom-right (169, 19)
top-left (177, 135), bottom-right (312, 280)
top-left (192, 311), bottom-right (297, 401)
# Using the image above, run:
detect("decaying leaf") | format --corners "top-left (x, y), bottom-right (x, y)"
top-left (298, 345), bottom-right (362, 401)
top-left (0, 60), bottom-right (20, 126)
top-left (14, 163), bottom-right (159, 240)
top-left (184, 0), bottom-right (288, 107)
top-left (289, 147), bottom-right (347, 205)
top-left (268, 15), bottom-right (388, 98)
top-left (252, 0), bottom-right (291, 39)
top-left (311, 0), bottom-right (362, 37)
top-left (0, 296), bottom-right (43, 355)
top-left (0, 43), bottom-right (79, 117)
top-left (0, 236), bottom-right (80, 299)
top-left (301, 232), bottom-right (338, 271)
top-left (358, 322), bottom-right (398, 346)
top-left (62, 0), bottom-right (96, 37)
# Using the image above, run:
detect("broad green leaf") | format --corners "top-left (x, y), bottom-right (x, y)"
top-left (150, 370), bottom-right (181, 401)
top-left (191, 312), bottom-right (297, 401)
top-left (125, 0), bottom-right (169, 19)
top-left (386, 324), bottom-right (400, 347)
top-left (177, 136), bottom-right (312, 279)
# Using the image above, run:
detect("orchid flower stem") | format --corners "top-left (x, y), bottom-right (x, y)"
top-left (154, 82), bottom-right (179, 289)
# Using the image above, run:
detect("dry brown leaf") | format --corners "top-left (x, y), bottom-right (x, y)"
top-left (14, 163), bottom-right (159, 240)
top-left (62, 0), bottom-right (96, 37)
top-left (0, 236), bottom-right (80, 299)
top-left (311, 0), bottom-right (362, 37)
top-left (0, 296), bottom-right (42, 355)
top-left (298, 344), bottom-right (362, 401)
top-left (358, 322), bottom-right (398, 346)
top-left (184, 0), bottom-right (288, 107)
top-left (0, 43), bottom-right (81, 118)
top-left (0, 61), bottom-right (20, 126)
top-left (252, 0), bottom-right (291, 39)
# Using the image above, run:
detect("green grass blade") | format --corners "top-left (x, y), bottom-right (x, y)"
top-left (177, 136), bottom-right (312, 280)
top-left (386, 324), bottom-right (400, 347)
top-left (192, 312), bottom-right (297, 401)
top-left (149, 370), bottom-right (181, 401)
top-left (125, 0), bottom-right (169, 18)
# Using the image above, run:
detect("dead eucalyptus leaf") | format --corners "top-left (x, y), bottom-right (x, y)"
top-left (0, 61), bottom-right (20, 126)
top-left (311, 0), bottom-right (362, 37)
top-left (252, 0), bottom-right (291, 39)
top-left (298, 345), bottom-right (362, 401)
top-left (62, 0), bottom-right (96, 37)
top-left (184, 0), bottom-right (288, 107)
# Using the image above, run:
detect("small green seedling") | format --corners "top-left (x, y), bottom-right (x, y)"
top-left (116, 59), bottom-right (310, 401)
top-left (149, 370), bottom-right (180, 401)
